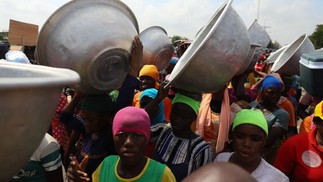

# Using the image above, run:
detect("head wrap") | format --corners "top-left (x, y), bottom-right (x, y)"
top-left (112, 106), bottom-right (150, 141)
top-left (170, 57), bottom-right (179, 65)
top-left (140, 88), bottom-right (165, 125)
top-left (232, 109), bottom-right (268, 136)
top-left (314, 101), bottom-right (323, 120)
top-left (261, 75), bottom-right (282, 90)
top-left (5, 50), bottom-right (30, 64)
top-left (81, 94), bottom-right (115, 113)
top-left (172, 93), bottom-right (200, 115)
top-left (139, 65), bottom-right (159, 81)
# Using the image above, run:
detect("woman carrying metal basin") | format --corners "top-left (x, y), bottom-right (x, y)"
top-left (139, 0), bottom-right (252, 181)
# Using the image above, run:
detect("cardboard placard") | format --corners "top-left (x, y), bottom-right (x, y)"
top-left (8, 19), bottom-right (38, 46)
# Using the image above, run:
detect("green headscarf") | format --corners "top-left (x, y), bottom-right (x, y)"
top-left (232, 109), bottom-right (268, 136)
top-left (172, 93), bottom-right (200, 115)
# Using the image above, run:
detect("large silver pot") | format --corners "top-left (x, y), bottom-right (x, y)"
top-left (166, 0), bottom-right (250, 94)
top-left (0, 61), bottom-right (79, 181)
top-left (265, 45), bottom-right (288, 64)
top-left (270, 34), bottom-right (315, 76)
top-left (139, 26), bottom-right (174, 71)
top-left (237, 43), bottom-right (262, 75)
top-left (37, 0), bottom-right (138, 94)
top-left (248, 19), bottom-right (271, 48)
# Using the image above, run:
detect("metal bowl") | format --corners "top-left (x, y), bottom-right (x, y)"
top-left (139, 26), bottom-right (174, 71)
top-left (166, 0), bottom-right (250, 94)
top-left (248, 19), bottom-right (271, 48)
top-left (0, 61), bottom-right (79, 181)
top-left (37, 0), bottom-right (138, 94)
top-left (270, 34), bottom-right (315, 76)
top-left (237, 43), bottom-right (262, 75)
top-left (265, 45), bottom-right (288, 64)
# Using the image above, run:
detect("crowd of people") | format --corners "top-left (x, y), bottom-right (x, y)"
top-left (1, 33), bottom-right (323, 182)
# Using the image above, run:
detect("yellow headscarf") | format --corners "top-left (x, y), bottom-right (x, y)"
top-left (139, 65), bottom-right (159, 81)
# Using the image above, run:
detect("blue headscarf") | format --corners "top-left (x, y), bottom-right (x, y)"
top-left (140, 88), bottom-right (165, 125)
top-left (170, 57), bottom-right (179, 64)
top-left (261, 75), bottom-right (282, 90)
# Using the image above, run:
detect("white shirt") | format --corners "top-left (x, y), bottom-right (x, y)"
top-left (214, 152), bottom-right (289, 182)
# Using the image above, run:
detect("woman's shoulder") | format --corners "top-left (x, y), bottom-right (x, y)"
top-left (253, 158), bottom-right (289, 181)
top-left (273, 108), bottom-right (290, 119)
top-left (214, 152), bottom-right (233, 162)
top-left (249, 101), bottom-right (259, 108)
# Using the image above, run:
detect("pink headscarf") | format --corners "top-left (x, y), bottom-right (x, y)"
top-left (113, 106), bottom-right (151, 141)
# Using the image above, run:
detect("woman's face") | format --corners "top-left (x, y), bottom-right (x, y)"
top-left (232, 124), bottom-right (266, 161)
top-left (114, 132), bottom-right (147, 165)
top-left (80, 110), bottom-right (112, 133)
top-left (261, 86), bottom-right (281, 104)
top-left (139, 75), bottom-right (156, 90)
top-left (170, 103), bottom-right (197, 132)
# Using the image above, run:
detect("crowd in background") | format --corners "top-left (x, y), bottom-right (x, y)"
top-left (1, 35), bottom-right (323, 182)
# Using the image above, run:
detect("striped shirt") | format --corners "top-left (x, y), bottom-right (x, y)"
top-left (10, 133), bottom-right (62, 181)
top-left (153, 123), bottom-right (213, 175)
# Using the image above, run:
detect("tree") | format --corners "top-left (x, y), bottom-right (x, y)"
top-left (267, 40), bottom-right (281, 50)
top-left (309, 24), bottom-right (323, 49)
top-left (0, 31), bottom-right (8, 41)
top-left (171, 35), bottom-right (183, 44)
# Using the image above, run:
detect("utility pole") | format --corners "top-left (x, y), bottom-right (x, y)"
top-left (257, 0), bottom-right (260, 21)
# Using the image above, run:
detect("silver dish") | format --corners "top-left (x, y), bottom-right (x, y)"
top-left (0, 61), bottom-right (79, 181)
top-left (248, 19), bottom-right (271, 48)
top-left (139, 26), bottom-right (174, 71)
top-left (265, 45), bottom-right (288, 64)
top-left (37, 0), bottom-right (138, 94)
top-left (271, 34), bottom-right (315, 76)
top-left (166, 0), bottom-right (250, 94)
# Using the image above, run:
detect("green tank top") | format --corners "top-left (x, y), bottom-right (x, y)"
top-left (99, 155), bottom-right (166, 182)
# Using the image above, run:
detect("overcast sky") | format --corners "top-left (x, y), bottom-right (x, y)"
top-left (0, 0), bottom-right (322, 46)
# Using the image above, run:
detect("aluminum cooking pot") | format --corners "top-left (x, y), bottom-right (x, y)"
top-left (236, 43), bottom-right (262, 75)
top-left (265, 45), bottom-right (288, 64)
top-left (248, 19), bottom-right (271, 48)
top-left (37, 0), bottom-right (139, 94)
top-left (0, 61), bottom-right (79, 181)
top-left (139, 26), bottom-right (174, 71)
top-left (166, 0), bottom-right (250, 94)
top-left (271, 33), bottom-right (315, 76)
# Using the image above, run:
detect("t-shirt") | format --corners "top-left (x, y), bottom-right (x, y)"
top-left (92, 155), bottom-right (175, 182)
top-left (10, 133), bottom-right (62, 181)
top-left (250, 101), bottom-right (290, 131)
top-left (215, 152), bottom-right (289, 182)
top-left (274, 128), bottom-right (323, 182)
top-left (278, 96), bottom-right (296, 127)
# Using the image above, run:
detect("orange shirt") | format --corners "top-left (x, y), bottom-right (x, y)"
top-left (278, 97), bottom-right (296, 127)
top-left (299, 115), bottom-right (313, 134)
top-left (132, 91), bottom-right (142, 108)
